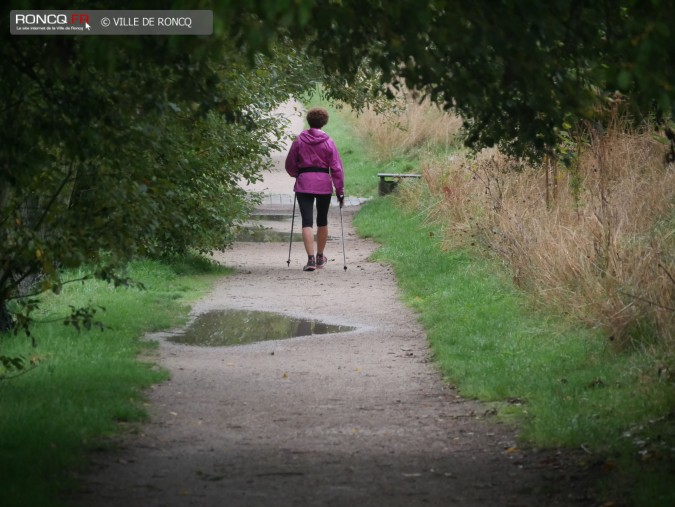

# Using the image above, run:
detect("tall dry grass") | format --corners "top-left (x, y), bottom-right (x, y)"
top-left (347, 92), bottom-right (463, 162)
top-left (349, 100), bottom-right (674, 348)
top-left (411, 122), bottom-right (674, 349)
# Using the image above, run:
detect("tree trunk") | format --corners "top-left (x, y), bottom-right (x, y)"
top-left (0, 298), bottom-right (12, 333)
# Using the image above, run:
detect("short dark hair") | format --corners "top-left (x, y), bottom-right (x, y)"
top-left (307, 107), bottom-right (329, 129)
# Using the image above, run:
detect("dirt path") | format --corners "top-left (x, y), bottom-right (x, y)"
top-left (74, 102), bottom-right (594, 506)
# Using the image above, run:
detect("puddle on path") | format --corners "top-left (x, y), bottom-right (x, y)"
top-left (237, 213), bottom-right (300, 242)
top-left (169, 309), bottom-right (355, 347)
top-left (236, 227), bottom-right (301, 242)
top-left (250, 213), bottom-right (293, 221)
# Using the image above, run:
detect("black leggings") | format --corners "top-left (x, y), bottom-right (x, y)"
top-left (296, 193), bottom-right (331, 228)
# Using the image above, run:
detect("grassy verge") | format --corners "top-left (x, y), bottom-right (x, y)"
top-left (0, 255), bottom-right (228, 507)
top-left (354, 189), bottom-right (674, 507)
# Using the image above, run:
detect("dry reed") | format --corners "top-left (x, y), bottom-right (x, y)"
top-left (350, 100), bottom-right (674, 347)
top-left (347, 92), bottom-right (463, 162)
top-left (416, 124), bottom-right (674, 348)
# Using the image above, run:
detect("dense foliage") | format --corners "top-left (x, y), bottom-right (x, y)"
top-left (288, 0), bottom-right (675, 159)
top-left (1, 1), bottom-right (320, 333)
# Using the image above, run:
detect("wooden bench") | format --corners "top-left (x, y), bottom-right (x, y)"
top-left (377, 173), bottom-right (422, 196)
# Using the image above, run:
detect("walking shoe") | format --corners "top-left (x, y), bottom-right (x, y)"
top-left (316, 253), bottom-right (327, 269)
top-left (303, 256), bottom-right (316, 271)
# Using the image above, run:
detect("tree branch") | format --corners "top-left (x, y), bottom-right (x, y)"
top-left (619, 290), bottom-right (675, 312)
top-left (659, 264), bottom-right (675, 286)
top-left (5, 275), bottom-right (92, 301)
top-left (34, 161), bottom-right (75, 232)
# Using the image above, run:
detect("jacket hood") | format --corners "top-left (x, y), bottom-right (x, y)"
top-left (298, 128), bottom-right (329, 146)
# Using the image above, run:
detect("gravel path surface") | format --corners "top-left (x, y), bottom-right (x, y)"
top-left (73, 101), bottom-right (594, 507)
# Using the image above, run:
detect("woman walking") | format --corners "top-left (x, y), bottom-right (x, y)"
top-left (285, 107), bottom-right (345, 271)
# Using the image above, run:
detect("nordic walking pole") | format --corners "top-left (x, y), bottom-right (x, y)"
top-left (339, 198), bottom-right (347, 271)
top-left (287, 193), bottom-right (297, 267)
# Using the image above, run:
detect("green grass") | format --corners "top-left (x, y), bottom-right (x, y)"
top-left (0, 255), bottom-right (229, 507)
top-left (354, 196), bottom-right (675, 506)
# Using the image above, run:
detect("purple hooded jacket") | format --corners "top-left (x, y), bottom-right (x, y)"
top-left (285, 128), bottom-right (345, 196)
